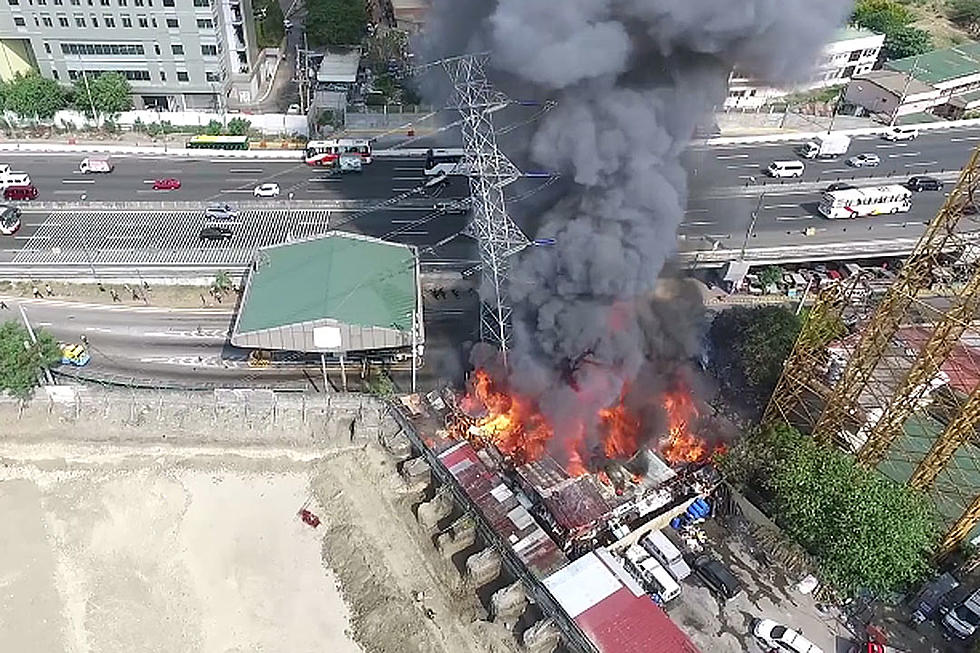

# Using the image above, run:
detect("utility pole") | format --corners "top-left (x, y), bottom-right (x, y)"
top-left (19, 305), bottom-right (54, 386)
top-left (81, 69), bottom-right (98, 127)
top-left (890, 56), bottom-right (921, 127)
top-left (741, 178), bottom-right (763, 261)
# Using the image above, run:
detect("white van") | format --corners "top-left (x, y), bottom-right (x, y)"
top-left (637, 557), bottom-right (682, 602)
top-left (79, 157), bottom-right (113, 173)
top-left (641, 530), bottom-right (692, 581)
top-left (766, 160), bottom-right (805, 178)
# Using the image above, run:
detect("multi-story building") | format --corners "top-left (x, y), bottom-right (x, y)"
top-left (725, 27), bottom-right (884, 110)
top-left (0, 0), bottom-right (262, 110)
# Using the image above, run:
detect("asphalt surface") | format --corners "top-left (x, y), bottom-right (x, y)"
top-left (2, 291), bottom-right (476, 389)
top-left (1, 126), bottom-right (979, 270)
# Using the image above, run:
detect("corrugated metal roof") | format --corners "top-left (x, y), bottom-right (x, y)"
top-left (231, 232), bottom-right (420, 353)
top-left (887, 42), bottom-right (980, 85)
top-left (545, 551), bottom-right (701, 653)
top-left (317, 49), bottom-right (361, 83)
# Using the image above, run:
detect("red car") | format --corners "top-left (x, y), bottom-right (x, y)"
top-left (152, 178), bottom-right (181, 190)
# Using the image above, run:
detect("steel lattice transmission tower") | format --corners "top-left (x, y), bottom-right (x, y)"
top-left (440, 54), bottom-right (530, 364)
top-left (765, 145), bottom-right (980, 557)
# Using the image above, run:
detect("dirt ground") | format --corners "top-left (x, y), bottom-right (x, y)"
top-left (0, 279), bottom-right (238, 309)
top-left (0, 409), bottom-right (518, 653)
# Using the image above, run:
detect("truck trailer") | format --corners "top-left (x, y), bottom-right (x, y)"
top-left (799, 133), bottom-right (851, 159)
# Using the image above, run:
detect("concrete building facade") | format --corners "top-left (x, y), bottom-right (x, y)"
top-left (0, 0), bottom-right (262, 110)
top-left (725, 27), bottom-right (884, 110)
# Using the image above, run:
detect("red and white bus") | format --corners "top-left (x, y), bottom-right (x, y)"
top-left (304, 139), bottom-right (373, 166)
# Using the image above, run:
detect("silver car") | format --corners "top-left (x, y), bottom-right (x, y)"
top-left (847, 153), bottom-right (880, 168)
top-left (205, 203), bottom-right (239, 220)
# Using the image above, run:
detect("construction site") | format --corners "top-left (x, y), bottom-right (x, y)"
top-left (766, 146), bottom-right (980, 559)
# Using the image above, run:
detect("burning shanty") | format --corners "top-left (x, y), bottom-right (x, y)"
top-left (441, 369), bottom-right (724, 553)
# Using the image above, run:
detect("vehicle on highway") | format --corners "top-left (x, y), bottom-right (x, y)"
top-left (3, 184), bottom-right (38, 200)
top-left (906, 175), bottom-right (943, 192)
top-left (78, 157), bottom-right (113, 173)
top-left (287, 103), bottom-right (300, 114)
top-left (752, 619), bottom-right (823, 653)
top-left (338, 153), bottom-right (363, 173)
top-left (434, 201), bottom-right (468, 215)
top-left (0, 205), bottom-right (21, 235)
top-left (60, 343), bottom-right (91, 367)
top-left (152, 177), bottom-right (181, 190)
top-left (205, 203), bottom-right (239, 220)
top-left (766, 160), bottom-right (805, 178)
top-left (424, 148), bottom-right (471, 177)
top-left (199, 225), bottom-right (233, 242)
top-left (692, 555), bottom-right (742, 600)
top-left (847, 152), bottom-right (881, 168)
top-left (818, 184), bottom-right (912, 219)
top-left (825, 182), bottom-right (856, 192)
top-left (186, 134), bottom-right (250, 150)
top-left (0, 164), bottom-right (31, 187)
top-left (882, 125), bottom-right (919, 141)
top-left (799, 133), bottom-right (850, 159)
top-left (304, 138), bottom-right (372, 166)
top-left (253, 182), bottom-right (281, 198)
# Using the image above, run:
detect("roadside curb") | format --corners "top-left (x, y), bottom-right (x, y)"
top-left (698, 117), bottom-right (980, 147)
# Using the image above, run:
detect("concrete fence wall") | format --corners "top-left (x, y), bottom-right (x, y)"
top-left (5, 109), bottom-right (309, 136)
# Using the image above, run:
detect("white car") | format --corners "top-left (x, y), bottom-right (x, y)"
top-left (253, 183), bottom-right (281, 198)
top-left (752, 619), bottom-right (823, 653)
top-left (847, 152), bottom-right (880, 168)
top-left (882, 125), bottom-right (919, 141)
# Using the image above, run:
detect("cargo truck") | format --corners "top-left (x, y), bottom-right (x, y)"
top-left (798, 133), bottom-right (851, 159)
top-left (79, 157), bottom-right (114, 173)
top-left (0, 164), bottom-right (31, 187)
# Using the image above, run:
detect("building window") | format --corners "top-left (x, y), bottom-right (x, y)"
top-left (160, 70), bottom-right (166, 81)
top-left (117, 0), bottom-right (124, 4)
top-left (196, 17), bottom-right (213, 28)
top-left (41, 13), bottom-right (52, 24)
top-left (133, 0), bottom-right (141, 4)
top-left (61, 42), bottom-right (146, 55)
top-left (201, 44), bottom-right (217, 56)
top-left (37, 0), bottom-right (46, 4)
top-left (54, 0), bottom-right (62, 4)
top-left (120, 13), bottom-right (130, 25)
top-left (205, 70), bottom-right (220, 83)
top-left (33, 16), bottom-right (40, 26)
top-left (7, 0), bottom-right (18, 5)
top-left (57, 13), bottom-right (68, 25)
top-left (90, 14), bottom-right (98, 26)
top-left (69, 68), bottom-right (150, 81)
top-left (73, 13), bottom-right (84, 26)
top-left (70, 0), bottom-right (79, 4)
top-left (43, 41), bottom-right (50, 52)
top-left (137, 13), bottom-right (146, 26)
top-left (177, 71), bottom-right (188, 81)
top-left (193, 0), bottom-right (208, 5)
top-left (150, 15), bottom-right (156, 26)
top-left (153, 43), bottom-right (159, 54)
top-left (162, 0), bottom-right (172, 5)
top-left (52, 69), bottom-right (59, 79)
top-left (103, 13), bottom-right (113, 26)
top-left (171, 43), bottom-right (183, 54)
top-left (166, 17), bottom-right (177, 27)
top-left (13, 16), bottom-right (26, 25)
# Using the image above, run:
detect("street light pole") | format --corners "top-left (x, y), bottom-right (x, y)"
top-left (740, 177), bottom-right (764, 261)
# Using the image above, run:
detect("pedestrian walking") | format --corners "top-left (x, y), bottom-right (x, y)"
top-left (80, 334), bottom-right (88, 346)
top-left (45, 283), bottom-right (54, 296)
top-left (200, 293), bottom-right (207, 306)
top-left (110, 288), bottom-right (120, 302)
top-left (0, 300), bottom-right (8, 309)
top-left (32, 285), bottom-right (42, 298)
top-left (131, 288), bottom-right (140, 301)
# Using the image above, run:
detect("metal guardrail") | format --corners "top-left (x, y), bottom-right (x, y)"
top-left (18, 198), bottom-right (438, 211)
top-left (386, 402), bottom-right (599, 653)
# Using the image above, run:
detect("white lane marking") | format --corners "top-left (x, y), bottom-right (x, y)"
top-left (726, 164), bottom-right (762, 169)
top-left (143, 329), bottom-right (228, 338)
top-left (766, 203), bottom-right (802, 209)
top-left (61, 179), bottom-right (95, 184)
top-left (395, 231), bottom-right (429, 235)
top-left (229, 168), bottom-right (263, 173)
top-left (219, 189), bottom-right (254, 193)
top-left (951, 137), bottom-right (980, 142)
top-left (85, 327), bottom-right (114, 333)
top-left (776, 215), bottom-right (816, 221)
top-left (392, 176), bottom-right (423, 181)
top-left (685, 220), bottom-right (716, 226)
top-left (737, 175), bottom-right (755, 180)
top-left (888, 152), bottom-right (919, 158)
top-left (876, 143), bottom-right (909, 149)
top-left (392, 187), bottom-right (414, 192)
top-left (716, 154), bottom-right (750, 160)
top-left (823, 169), bottom-right (850, 174)
top-left (14, 235), bottom-right (50, 240)
top-left (686, 209), bottom-right (709, 214)
top-left (905, 161), bottom-right (937, 167)
top-left (309, 177), bottom-right (341, 183)
top-left (25, 222), bottom-right (58, 227)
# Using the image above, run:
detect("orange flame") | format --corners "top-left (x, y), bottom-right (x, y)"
top-left (453, 369), bottom-right (718, 472)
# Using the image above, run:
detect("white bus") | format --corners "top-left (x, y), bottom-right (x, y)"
top-left (818, 184), bottom-right (913, 219)
top-left (423, 148), bottom-right (471, 177)
top-left (304, 139), bottom-right (372, 166)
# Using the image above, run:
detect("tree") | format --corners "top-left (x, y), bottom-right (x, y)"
top-left (948, 0), bottom-right (980, 30)
top-left (226, 117), bottom-right (251, 136)
top-left (708, 306), bottom-right (801, 408)
top-left (73, 72), bottom-right (133, 122)
top-left (758, 266), bottom-right (784, 289)
top-left (211, 270), bottom-right (233, 295)
top-left (204, 119), bottom-right (224, 136)
top-left (254, 0), bottom-right (285, 48)
top-left (305, 0), bottom-right (368, 47)
top-left (0, 320), bottom-right (61, 398)
top-left (3, 73), bottom-right (66, 121)
top-left (719, 423), bottom-right (938, 594)
top-left (884, 26), bottom-right (933, 60)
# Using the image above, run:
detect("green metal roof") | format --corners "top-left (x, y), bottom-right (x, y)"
top-left (886, 41), bottom-right (980, 85)
top-left (834, 26), bottom-right (880, 42)
top-left (236, 233), bottom-right (418, 335)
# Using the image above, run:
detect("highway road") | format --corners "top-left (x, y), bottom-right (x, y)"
top-left (3, 290), bottom-right (476, 389)
top-left (1, 125), bottom-right (980, 271)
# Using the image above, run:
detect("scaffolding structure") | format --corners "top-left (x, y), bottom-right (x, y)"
top-left (441, 54), bottom-right (530, 364)
top-left (765, 146), bottom-right (980, 556)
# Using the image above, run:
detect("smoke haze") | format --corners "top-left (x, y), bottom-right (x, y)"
top-left (421, 0), bottom-right (853, 459)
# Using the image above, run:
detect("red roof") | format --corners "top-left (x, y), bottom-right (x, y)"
top-left (545, 551), bottom-right (700, 653)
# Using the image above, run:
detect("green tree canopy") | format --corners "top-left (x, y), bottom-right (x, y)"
top-left (72, 72), bottom-right (133, 121)
top-left (305, 0), bottom-right (368, 47)
top-left (4, 73), bottom-right (66, 121)
top-left (254, 0), bottom-right (286, 48)
top-left (758, 265), bottom-right (784, 288)
top-left (719, 423), bottom-right (938, 594)
top-left (852, 0), bottom-right (933, 60)
top-left (225, 117), bottom-right (251, 136)
top-left (0, 320), bottom-right (61, 398)
top-left (708, 306), bottom-right (801, 408)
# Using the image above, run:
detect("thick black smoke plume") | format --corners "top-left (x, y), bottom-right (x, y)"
top-left (421, 0), bottom-right (853, 458)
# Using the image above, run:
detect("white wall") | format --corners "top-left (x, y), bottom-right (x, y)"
top-left (42, 109), bottom-right (308, 136)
